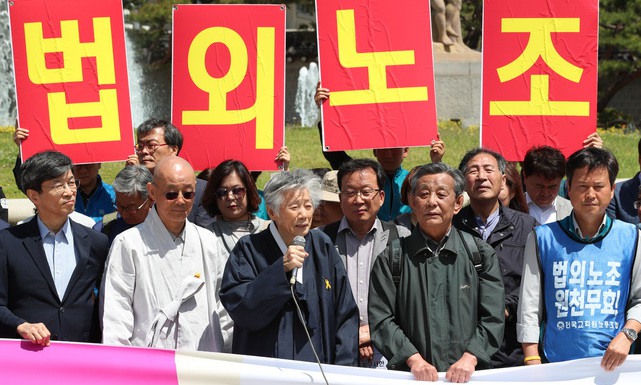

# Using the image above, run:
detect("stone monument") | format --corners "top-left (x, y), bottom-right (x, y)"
top-left (431, 0), bottom-right (481, 126)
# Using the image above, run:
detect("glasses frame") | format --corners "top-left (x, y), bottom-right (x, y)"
top-left (340, 188), bottom-right (382, 200)
top-left (134, 142), bottom-right (169, 153)
top-left (152, 182), bottom-right (196, 201)
top-left (116, 197), bottom-right (149, 213)
top-left (45, 179), bottom-right (78, 194)
top-left (215, 186), bottom-right (247, 200)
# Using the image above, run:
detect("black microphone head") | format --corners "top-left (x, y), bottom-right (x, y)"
top-left (292, 235), bottom-right (306, 247)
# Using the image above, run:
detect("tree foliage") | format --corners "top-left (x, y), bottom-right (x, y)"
top-left (124, 0), bottom-right (190, 64)
top-left (597, 0), bottom-right (641, 114)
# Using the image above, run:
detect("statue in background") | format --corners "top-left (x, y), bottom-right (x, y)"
top-left (431, 0), bottom-right (469, 52)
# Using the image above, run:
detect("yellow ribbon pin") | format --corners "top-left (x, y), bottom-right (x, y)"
top-left (325, 279), bottom-right (331, 290)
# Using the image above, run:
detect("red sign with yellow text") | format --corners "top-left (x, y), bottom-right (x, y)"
top-left (172, 4), bottom-right (285, 171)
top-left (481, 0), bottom-right (598, 160)
top-left (317, 0), bottom-right (437, 151)
top-left (9, 0), bottom-right (134, 163)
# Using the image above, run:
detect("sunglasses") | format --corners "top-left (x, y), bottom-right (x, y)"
top-left (153, 182), bottom-right (196, 201)
top-left (215, 186), bottom-right (246, 200)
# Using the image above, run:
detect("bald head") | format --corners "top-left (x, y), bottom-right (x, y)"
top-left (153, 156), bottom-right (195, 185)
top-left (148, 156), bottom-right (197, 236)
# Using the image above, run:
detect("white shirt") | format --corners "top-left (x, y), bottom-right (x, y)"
top-left (526, 193), bottom-right (557, 224)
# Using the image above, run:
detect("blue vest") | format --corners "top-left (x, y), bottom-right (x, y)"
top-left (536, 219), bottom-right (637, 362)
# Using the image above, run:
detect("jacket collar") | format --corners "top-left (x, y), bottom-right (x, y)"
top-left (406, 225), bottom-right (456, 257)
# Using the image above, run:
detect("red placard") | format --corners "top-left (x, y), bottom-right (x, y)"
top-left (9, 0), bottom-right (134, 163)
top-left (481, 0), bottom-right (598, 160)
top-left (172, 4), bottom-right (285, 171)
top-left (317, 0), bottom-right (437, 151)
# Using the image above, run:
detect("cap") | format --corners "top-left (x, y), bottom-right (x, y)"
top-left (320, 170), bottom-right (340, 203)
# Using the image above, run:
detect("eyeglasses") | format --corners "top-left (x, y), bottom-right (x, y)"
top-left (116, 198), bottom-right (149, 212)
top-left (45, 179), bottom-right (78, 194)
top-left (134, 141), bottom-right (168, 153)
top-left (340, 188), bottom-right (381, 200)
top-left (635, 200), bottom-right (641, 210)
top-left (215, 186), bottom-right (246, 200)
top-left (153, 182), bottom-right (196, 201)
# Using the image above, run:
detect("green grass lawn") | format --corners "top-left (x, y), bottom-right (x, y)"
top-left (0, 124), bottom-right (638, 198)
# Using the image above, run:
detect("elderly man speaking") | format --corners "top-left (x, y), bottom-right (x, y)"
top-left (101, 157), bottom-right (229, 352)
top-left (220, 169), bottom-right (359, 365)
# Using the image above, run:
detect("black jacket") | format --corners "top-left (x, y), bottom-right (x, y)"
top-left (0, 217), bottom-right (108, 342)
top-left (454, 205), bottom-right (537, 368)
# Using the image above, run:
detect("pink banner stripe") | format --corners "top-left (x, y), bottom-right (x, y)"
top-left (0, 339), bottom-right (178, 385)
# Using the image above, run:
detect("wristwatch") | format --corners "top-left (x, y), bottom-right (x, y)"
top-left (621, 328), bottom-right (638, 342)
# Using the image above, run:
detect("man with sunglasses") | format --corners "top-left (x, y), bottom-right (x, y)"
top-left (0, 151), bottom-right (109, 345)
top-left (128, 118), bottom-right (213, 227)
top-left (321, 158), bottom-right (410, 368)
top-left (102, 156), bottom-right (229, 352)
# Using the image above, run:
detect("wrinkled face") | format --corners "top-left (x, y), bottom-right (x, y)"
top-left (136, 127), bottom-right (178, 172)
top-left (567, 166), bottom-right (614, 221)
top-left (73, 163), bottom-right (101, 189)
top-left (115, 191), bottom-right (152, 225)
top-left (373, 148), bottom-right (408, 173)
top-left (464, 153), bottom-right (505, 203)
top-left (339, 168), bottom-right (384, 227)
top-left (28, 170), bottom-right (77, 221)
top-left (268, 189), bottom-right (313, 245)
top-left (216, 172), bottom-right (249, 221)
top-left (524, 174), bottom-right (562, 208)
top-left (410, 173), bottom-right (463, 239)
top-left (148, 167), bottom-right (196, 229)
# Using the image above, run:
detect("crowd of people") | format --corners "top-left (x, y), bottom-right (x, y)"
top-left (1, 86), bottom-right (641, 383)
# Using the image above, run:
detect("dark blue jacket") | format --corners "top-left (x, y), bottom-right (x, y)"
top-left (607, 172), bottom-right (640, 225)
top-left (0, 217), bottom-right (108, 342)
top-left (220, 228), bottom-right (359, 365)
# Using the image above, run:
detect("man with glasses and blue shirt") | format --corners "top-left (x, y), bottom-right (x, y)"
top-left (102, 156), bottom-right (230, 352)
top-left (321, 158), bottom-right (410, 368)
top-left (0, 151), bottom-right (109, 345)
top-left (128, 118), bottom-right (213, 227)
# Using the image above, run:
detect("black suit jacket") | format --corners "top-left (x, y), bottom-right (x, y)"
top-left (0, 217), bottom-right (108, 342)
top-left (188, 178), bottom-right (214, 228)
top-left (607, 172), bottom-right (640, 225)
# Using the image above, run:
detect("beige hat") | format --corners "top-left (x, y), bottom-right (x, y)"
top-left (321, 170), bottom-right (340, 202)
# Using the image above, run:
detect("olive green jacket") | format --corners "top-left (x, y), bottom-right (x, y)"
top-left (368, 227), bottom-right (505, 372)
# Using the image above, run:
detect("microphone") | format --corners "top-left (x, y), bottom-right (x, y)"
top-left (289, 235), bottom-right (306, 286)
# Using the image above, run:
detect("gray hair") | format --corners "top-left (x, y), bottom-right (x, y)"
top-left (458, 147), bottom-right (507, 174)
top-left (410, 162), bottom-right (466, 197)
top-left (263, 169), bottom-right (322, 213)
top-left (111, 165), bottom-right (153, 199)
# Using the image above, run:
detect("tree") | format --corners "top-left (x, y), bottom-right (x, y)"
top-left (597, 0), bottom-right (641, 115)
top-left (124, 0), bottom-right (314, 65)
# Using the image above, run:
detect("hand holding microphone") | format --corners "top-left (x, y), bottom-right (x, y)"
top-left (285, 235), bottom-right (307, 286)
